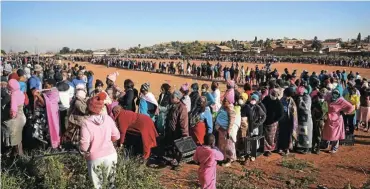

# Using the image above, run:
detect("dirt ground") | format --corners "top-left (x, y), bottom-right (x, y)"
top-left (77, 61), bottom-right (370, 189)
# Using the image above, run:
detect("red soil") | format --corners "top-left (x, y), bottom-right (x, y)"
top-left (78, 61), bottom-right (370, 189)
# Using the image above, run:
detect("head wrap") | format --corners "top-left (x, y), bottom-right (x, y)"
top-left (172, 90), bottom-right (183, 100)
top-left (331, 89), bottom-right (340, 102)
top-left (181, 83), bottom-right (189, 91)
top-left (107, 71), bottom-right (119, 82)
top-left (88, 92), bottom-right (107, 114)
top-left (251, 94), bottom-right (259, 101)
top-left (227, 80), bottom-right (235, 88)
top-left (34, 64), bottom-right (43, 72)
top-left (141, 82), bottom-right (150, 92)
top-left (191, 83), bottom-right (199, 91)
top-left (8, 73), bottom-right (20, 81)
top-left (224, 89), bottom-right (235, 104)
top-left (24, 67), bottom-right (31, 79)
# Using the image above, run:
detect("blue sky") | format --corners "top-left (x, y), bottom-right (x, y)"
top-left (1, 1), bottom-right (370, 52)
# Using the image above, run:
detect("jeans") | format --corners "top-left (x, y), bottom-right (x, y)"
top-left (343, 114), bottom-right (355, 134)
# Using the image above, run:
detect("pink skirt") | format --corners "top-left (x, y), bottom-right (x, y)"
top-left (357, 106), bottom-right (370, 123)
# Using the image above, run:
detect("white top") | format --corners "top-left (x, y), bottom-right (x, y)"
top-left (211, 89), bottom-right (221, 112)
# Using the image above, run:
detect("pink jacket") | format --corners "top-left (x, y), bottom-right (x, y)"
top-left (80, 114), bottom-right (120, 161)
top-left (193, 146), bottom-right (224, 189)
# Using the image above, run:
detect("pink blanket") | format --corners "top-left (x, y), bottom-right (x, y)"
top-left (43, 88), bottom-right (61, 148)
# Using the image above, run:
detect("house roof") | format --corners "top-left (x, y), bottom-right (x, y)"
top-left (215, 45), bottom-right (231, 50)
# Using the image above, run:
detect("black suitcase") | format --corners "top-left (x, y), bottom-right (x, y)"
top-left (239, 135), bottom-right (265, 158)
top-left (173, 137), bottom-right (197, 163)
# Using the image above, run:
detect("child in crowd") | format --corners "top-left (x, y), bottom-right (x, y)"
top-left (193, 134), bottom-right (224, 189)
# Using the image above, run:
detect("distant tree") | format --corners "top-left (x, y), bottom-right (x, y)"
top-left (59, 47), bottom-right (70, 54)
top-left (109, 48), bottom-right (117, 53)
top-left (257, 39), bottom-right (264, 48)
top-left (1, 49), bottom-right (6, 55)
top-left (24, 51), bottom-right (29, 54)
top-left (283, 37), bottom-right (289, 41)
top-left (75, 49), bottom-right (84, 53)
top-left (264, 38), bottom-right (272, 48)
top-left (311, 36), bottom-right (322, 51)
top-left (366, 35), bottom-right (370, 43)
top-left (84, 50), bottom-right (93, 54)
top-left (138, 44), bottom-right (141, 49)
top-left (357, 33), bottom-right (362, 44)
top-left (253, 36), bottom-right (258, 45)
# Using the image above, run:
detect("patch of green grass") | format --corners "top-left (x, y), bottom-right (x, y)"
top-left (1, 150), bottom-right (163, 189)
top-left (286, 175), bottom-right (317, 189)
top-left (281, 158), bottom-right (313, 170)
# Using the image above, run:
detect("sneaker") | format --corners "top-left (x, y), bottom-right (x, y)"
top-left (250, 157), bottom-right (256, 162)
top-left (329, 150), bottom-right (338, 154)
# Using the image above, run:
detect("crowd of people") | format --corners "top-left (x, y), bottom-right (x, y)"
top-left (119, 54), bottom-right (370, 68)
top-left (1, 55), bottom-right (369, 189)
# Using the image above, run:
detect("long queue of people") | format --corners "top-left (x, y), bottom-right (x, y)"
top-left (122, 54), bottom-right (370, 68)
top-left (1, 57), bottom-right (369, 189)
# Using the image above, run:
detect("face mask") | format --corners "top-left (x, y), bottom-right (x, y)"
top-left (238, 99), bottom-right (245, 106)
top-left (319, 98), bottom-right (324, 102)
top-left (270, 94), bottom-right (277, 100)
top-left (250, 100), bottom-right (257, 105)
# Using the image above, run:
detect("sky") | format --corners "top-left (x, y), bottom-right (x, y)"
top-left (1, 1), bottom-right (370, 53)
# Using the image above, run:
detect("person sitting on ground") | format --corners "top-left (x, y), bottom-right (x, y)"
top-left (193, 134), bottom-right (224, 189)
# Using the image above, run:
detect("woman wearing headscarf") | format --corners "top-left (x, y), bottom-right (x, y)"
top-left (112, 105), bottom-right (158, 160)
top-left (32, 79), bottom-right (61, 149)
top-left (119, 79), bottom-right (138, 112)
top-left (180, 83), bottom-right (191, 113)
top-left (106, 71), bottom-right (123, 102)
top-left (294, 86), bottom-right (314, 154)
top-left (343, 82), bottom-right (360, 135)
top-left (311, 89), bottom-right (328, 154)
top-left (190, 96), bottom-right (212, 145)
top-left (156, 83), bottom-right (172, 135)
top-left (277, 87), bottom-right (298, 155)
top-left (90, 79), bottom-right (104, 97)
top-left (211, 81), bottom-right (221, 114)
top-left (215, 80), bottom-right (238, 167)
top-left (201, 84), bottom-right (215, 108)
top-left (138, 83), bottom-right (158, 120)
top-left (262, 87), bottom-right (284, 157)
top-left (164, 90), bottom-right (189, 167)
top-left (1, 79), bottom-right (26, 156)
top-left (80, 92), bottom-right (120, 189)
top-left (63, 84), bottom-right (88, 149)
top-left (323, 88), bottom-right (355, 153)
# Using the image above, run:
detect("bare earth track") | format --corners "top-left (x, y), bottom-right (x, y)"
top-left (76, 61), bottom-right (370, 189)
